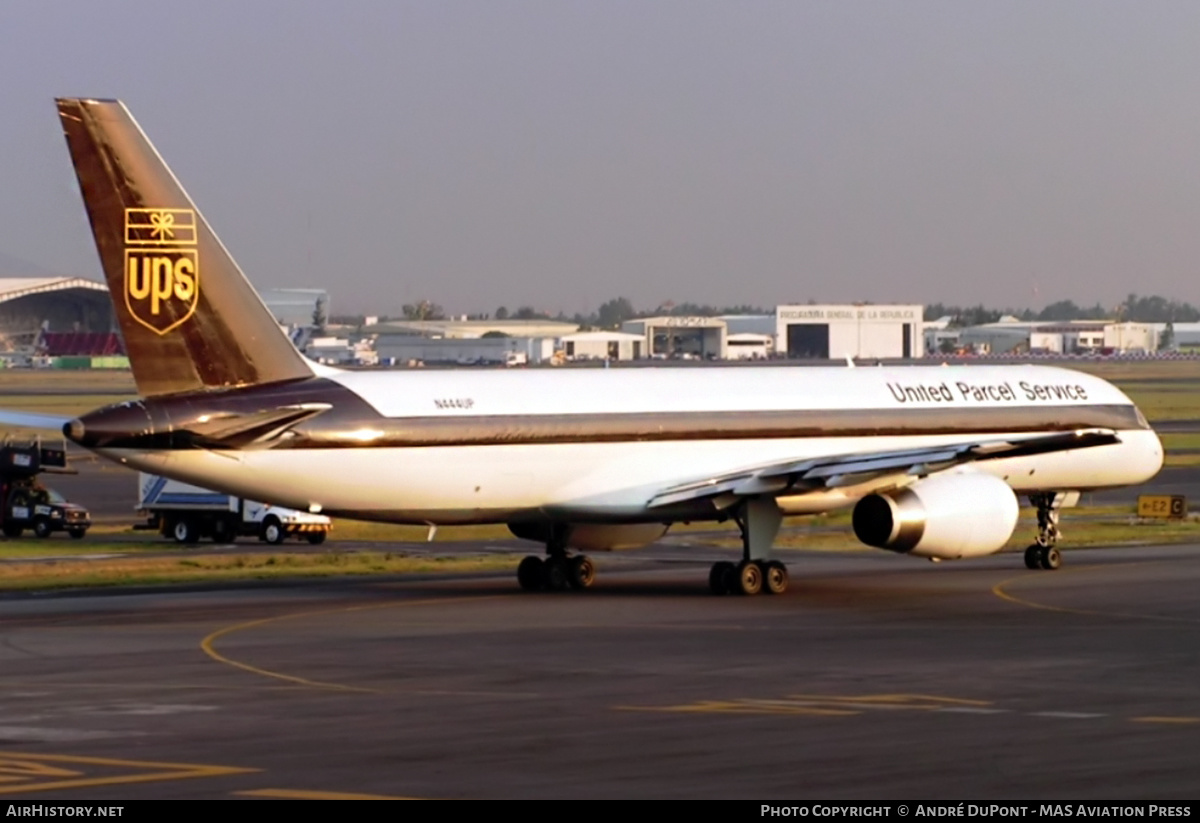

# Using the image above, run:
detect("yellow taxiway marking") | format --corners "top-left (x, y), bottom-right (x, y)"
top-left (618, 700), bottom-right (856, 717)
top-left (618, 693), bottom-right (994, 717)
top-left (200, 594), bottom-right (501, 693)
top-left (991, 562), bottom-right (1198, 624)
top-left (0, 750), bottom-right (254, 796)
top-left (236, 788), bottom-right (422, 800)
top-left (1129, 716), bottom-right (1200, 725)
top-left (787, 693), bottom-right (993, 707)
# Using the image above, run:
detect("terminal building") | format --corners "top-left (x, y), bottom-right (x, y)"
top-left (775, 304), bottom-right (924, 359)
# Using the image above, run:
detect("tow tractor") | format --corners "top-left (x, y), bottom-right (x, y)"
top-left (0, 439), bottom-right (91, 539)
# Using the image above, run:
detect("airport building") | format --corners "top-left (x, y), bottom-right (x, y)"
top-left (775, 304), bottom-right (924, 359)
top-left (369, 319), bottom-right (579, 340)
top-left (261, 288), bottom-right (329, 328)
top-left (374, 334), bottom-right (557, 366)
top-left (621, 316), bottom-right (728, 359)
top-left (560, 330), bottom-right (644, 361)
top-left (955, 320), bottom-right (1160, 355)
top-left (0, 277), bottom-right (118, 361)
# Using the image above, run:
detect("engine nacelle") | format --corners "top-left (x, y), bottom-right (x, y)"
top-left (508, 521), bottom-right (669, 551)
top-left (852, 471), bottom-right (1018, 560)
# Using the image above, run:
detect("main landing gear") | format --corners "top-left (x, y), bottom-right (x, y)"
top-left (1023, 491), bottom-right (1071, 571)
top-left (709, 498), bottom-right (788, 596)
top-left (516, 526), bottom-right (595, 592)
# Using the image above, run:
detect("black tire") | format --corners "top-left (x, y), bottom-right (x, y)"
top-left (709, 561), bottom-right (738, 595)
top-left (2, 523), bottom-right (22, 539)
top-left (68, 528), bottom-right (86, 540)
top-left (171, 518), bottom-right (200, 544)
top-left (516, 555), bottom-right (544, 591)
top-left (261, 516), bottom-right (285, 545)
top-left (763, 561), bottom-right (788, 595)
top-left (1039, 546), bottom-right (1062, 571)
top-left (33, 518), bottom-right (52, 539)
top-left (1024, 545), bottom-right (1041, 570)
top-left (543, 557), bottom-right (569, 591)
top-left (306, 531), bottom-right (327, 545)
top-left (567, 555), bottom-right (595, 590)
top-left (210, 517), bottom-right (234, 544)
top-left (736, 560), bottom-right (763, 596)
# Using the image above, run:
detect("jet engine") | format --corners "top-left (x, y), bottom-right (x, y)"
top-left (851, 471), bottom-right (1018, 560)
top-left (508, 522), bottom-right (669, 551)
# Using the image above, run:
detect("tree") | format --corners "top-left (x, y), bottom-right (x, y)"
top-left (596, 297), bottom-right (635, 329)
top-left (401, 300), bottom-right (445, 321)
top-left (514, 306), bottom-right (548, 320)
top-left (1160, 321), bottom-right (1175, 351)
top-left (481, 330), bottom-right (509, 339)
top-left (495, 306), bottom-right (509, 320)
top-left (311, 295), bottom-right (328, 334)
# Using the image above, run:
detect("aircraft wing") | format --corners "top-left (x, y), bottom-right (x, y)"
top-left (646, 428), bottom-right (1121, 510)
top-left (0, 410), bottom-right (72, 432)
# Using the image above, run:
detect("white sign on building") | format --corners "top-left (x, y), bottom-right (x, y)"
top-left (775, 304), bottom-right (923, 359)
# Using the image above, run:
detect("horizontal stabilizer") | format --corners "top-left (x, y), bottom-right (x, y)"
top-left (185, 403), bottom-right (332, 448)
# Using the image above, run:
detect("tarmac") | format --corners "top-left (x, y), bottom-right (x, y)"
top-left (0, 437), bottom-right (1196, 799)
top-left (0, 543), bottom-right (1198, 799)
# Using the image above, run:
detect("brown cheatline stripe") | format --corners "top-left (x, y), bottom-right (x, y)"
top-left (282, 403), bottom-right (1144, 449)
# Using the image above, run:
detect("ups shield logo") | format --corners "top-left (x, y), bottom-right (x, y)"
top-left (123, 208), bottom-right (199, 335)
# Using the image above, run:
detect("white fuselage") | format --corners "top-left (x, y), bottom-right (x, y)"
top-left (96, 364), bottom-right (1164, 525)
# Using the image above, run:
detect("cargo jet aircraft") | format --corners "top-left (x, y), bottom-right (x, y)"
top-left (0, 99), bottom-right (1164, 595)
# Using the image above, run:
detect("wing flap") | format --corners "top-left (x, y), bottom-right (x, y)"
top-left (647, 428), bottom-right (1121, 510)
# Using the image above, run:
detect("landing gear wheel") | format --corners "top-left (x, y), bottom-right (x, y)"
top-left (2, 523), bottom-right (22, 538)
top-left (763, 560), bottom-right (789, 595)
top-left (543, 556), bottom-right (569, 591)
top-left (68, 528), bottom-right (86, 540)
top-left (1024, 545), bottom-right (1041, 570)
top-left (516, 555), bottom-right (544, 591)
top-left (306, 531), bottom-right (327, 545)
top-left (709, 561), bottom-right (735, 595)
top-left (33, 518), bottom-right (52, 539)
top-left (567, 555), bottom-right (595, 590)
top-left (736, 560), bottom-right (763, 596)
top-left (1039, 546), bottom-right (1062, 571)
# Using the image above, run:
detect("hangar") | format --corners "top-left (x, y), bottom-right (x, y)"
top-left (621, 316), bottom-right (727, 359)
top-left (0, 277), bottom-right (116, 355)
top-left (775, 304), bottom-right (923, 360)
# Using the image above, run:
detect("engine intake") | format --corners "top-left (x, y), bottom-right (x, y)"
top-left (852, 471), bottom-right (1019, 560)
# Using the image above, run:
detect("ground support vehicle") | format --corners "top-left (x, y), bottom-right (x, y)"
top-left (137, 473), bottom-right (332, 545)
top-left (0, 440), bottom-right (90, 539)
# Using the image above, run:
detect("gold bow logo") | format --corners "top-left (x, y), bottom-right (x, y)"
top-left (149, 211), bottom-right (175, 240)
top-left (123, 207), bottom-right (200, 335)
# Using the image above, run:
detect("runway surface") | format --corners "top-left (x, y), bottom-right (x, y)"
top-left (1, 544), bottom-right (1198, 799)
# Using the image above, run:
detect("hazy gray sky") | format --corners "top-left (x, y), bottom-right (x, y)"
top-left (3, 1), bottom-right (1199, 316)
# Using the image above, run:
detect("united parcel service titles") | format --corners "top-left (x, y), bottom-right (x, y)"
top-left (887, 380), bottom-right (1090, 404)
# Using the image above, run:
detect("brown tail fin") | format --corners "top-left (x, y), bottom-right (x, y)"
top-left (57, 98), bottom-right (313, 397)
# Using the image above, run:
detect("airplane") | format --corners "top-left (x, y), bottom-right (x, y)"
top-left (0, 98), bottom-right (1164, 596)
